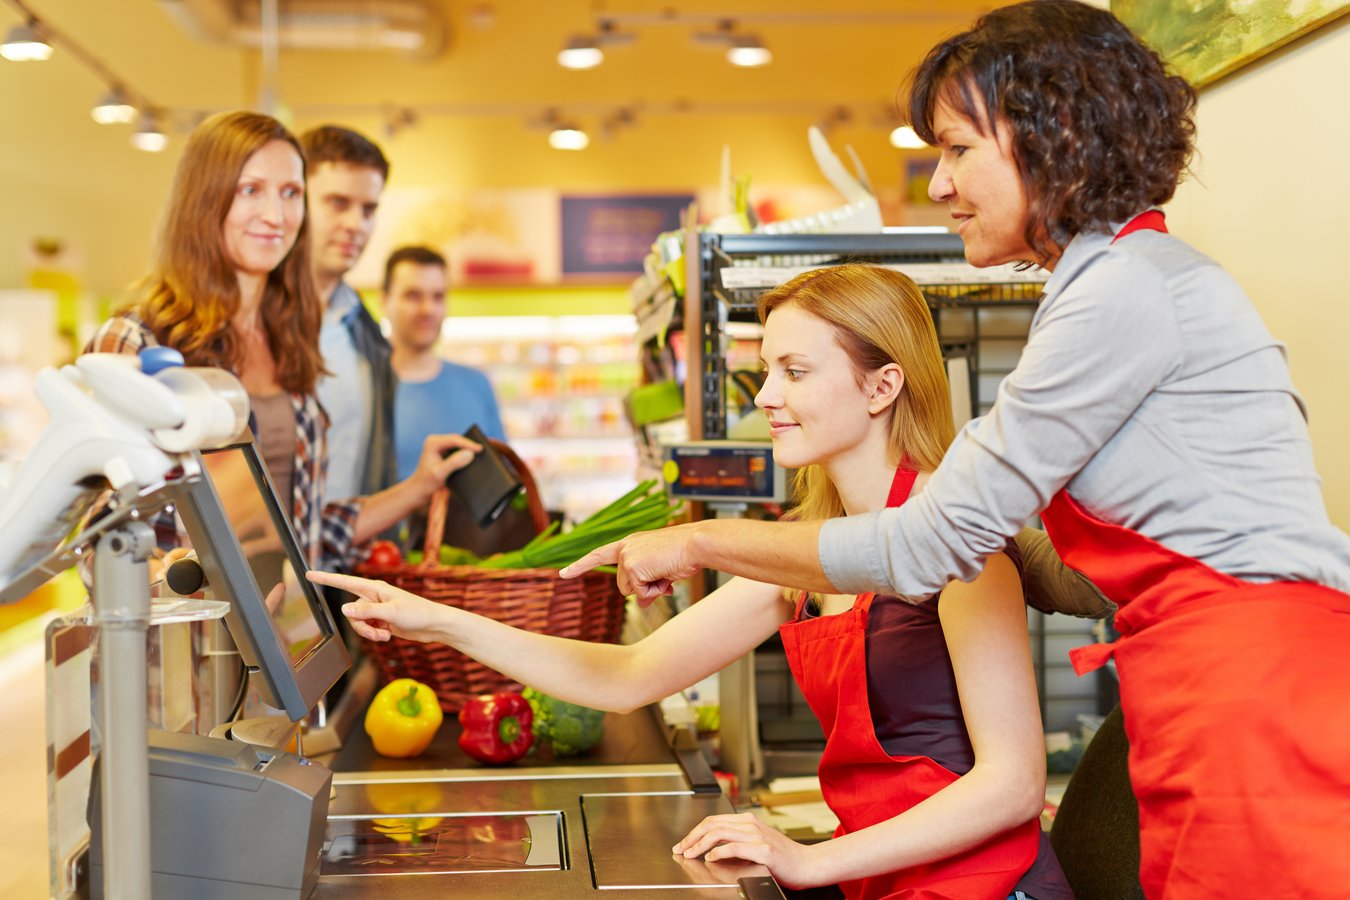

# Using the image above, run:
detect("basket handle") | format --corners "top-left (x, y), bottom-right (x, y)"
top-left (422, 438), bottom-right (551, 558)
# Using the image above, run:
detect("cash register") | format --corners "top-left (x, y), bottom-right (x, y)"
top-left (85, 437), bottom-right (348, 898)
top-left (0, 353), bottom-right (343, 899)
top-left (1, 352), bottom-right (785, 899)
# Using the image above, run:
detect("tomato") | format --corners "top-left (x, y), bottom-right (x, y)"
top-left (365, 540), bottom-right (403, 569)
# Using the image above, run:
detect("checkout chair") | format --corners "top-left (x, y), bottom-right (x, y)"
top-left (1048, 704), bottom-right (1144, 899)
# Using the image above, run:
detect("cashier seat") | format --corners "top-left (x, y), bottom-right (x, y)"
top-left (1048, 704), bottom-right (1145, 899)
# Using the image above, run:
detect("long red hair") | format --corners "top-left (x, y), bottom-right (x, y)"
top-left (132, 110), bottom-right (325, 393)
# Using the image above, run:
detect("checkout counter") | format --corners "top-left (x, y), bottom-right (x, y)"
top-left (314, 682), bottom-right (780, 898)
top-left (0, 352), bottom-right (786, 899)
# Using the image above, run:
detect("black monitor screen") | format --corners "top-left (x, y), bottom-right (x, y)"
top-left (174, 439), bottom-right (349, 720)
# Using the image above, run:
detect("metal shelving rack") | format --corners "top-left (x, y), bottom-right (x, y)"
top-left (686, 231), bottom-right (1046, 440)
top-left (692, 233), bottom-right (955, 440)
top-left (678, 229), bottom-right (1104, 747)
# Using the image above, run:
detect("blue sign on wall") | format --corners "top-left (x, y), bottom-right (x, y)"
top-left (561, 194), bottom-right (694, 276)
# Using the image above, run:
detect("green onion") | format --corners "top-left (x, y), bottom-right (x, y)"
top-left (469, 482), bottom-right (682, 570)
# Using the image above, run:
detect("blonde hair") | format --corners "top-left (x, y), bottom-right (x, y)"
top-left (758, 264), bottom-right (955, 524)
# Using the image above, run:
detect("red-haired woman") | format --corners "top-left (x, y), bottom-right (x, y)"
top-left (88, 111), bottom-right (474, 568)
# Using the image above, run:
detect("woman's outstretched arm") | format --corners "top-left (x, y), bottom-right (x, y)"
top-left (307, 568), bottom-right (791, 714)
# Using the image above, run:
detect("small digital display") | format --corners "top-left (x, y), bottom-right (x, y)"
top-left (677, 453), bottom-right (760, 489)
top-left (664, 443), bottom-right (784, 504)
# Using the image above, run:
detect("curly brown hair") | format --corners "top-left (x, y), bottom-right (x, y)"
top-left (135, 111), bottom-right (326, 394)
top-left (906, 0), bottom-right (1196, 262)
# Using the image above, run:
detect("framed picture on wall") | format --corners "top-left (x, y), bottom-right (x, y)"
top-left (1114, 0), bottom-right (1350, 88)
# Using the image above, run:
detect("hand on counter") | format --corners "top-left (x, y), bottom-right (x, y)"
top-left (667, 849), bottom-right (772, 886)
top-left (305, 570), bottom-right (445, 643)
top-left (560, 521), bottom-right (706, 606)
top-left (673, 811), bottom-right (818, 890)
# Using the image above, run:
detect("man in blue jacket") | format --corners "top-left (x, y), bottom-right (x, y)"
top-left (300, 125), bottom-right (397, 502)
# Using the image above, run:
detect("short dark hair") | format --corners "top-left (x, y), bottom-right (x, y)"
top-left (298, 124), bottom-right (390, 181)
top-left (906, 0), bottom-right (1196, 262)
top-left (383, 245), bottom-right (447, 291)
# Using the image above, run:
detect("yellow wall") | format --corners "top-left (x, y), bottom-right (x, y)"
top-left (1166, 15), bottom-right (1350, 528)
top-left (0, 0), bottom-right (950, 296)
top-left (0, 0), bottom-right (247, 296)
top-left (4, 2), bottom-right (1346, 527)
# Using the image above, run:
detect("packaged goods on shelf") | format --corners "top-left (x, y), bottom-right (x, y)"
top-left (438, 316), bottom-right (642, 523)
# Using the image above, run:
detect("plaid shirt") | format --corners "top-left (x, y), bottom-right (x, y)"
top-left (86, 313), bottom-right (361, 571)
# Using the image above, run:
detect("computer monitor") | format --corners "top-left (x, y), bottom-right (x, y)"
top-left (172, 438), bottom-right (349, 721)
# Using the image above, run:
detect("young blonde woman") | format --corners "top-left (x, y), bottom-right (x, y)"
top-left (86, 110), bottom-right (476, 569)
top-left (311, 265), bottom-right (1072, 899)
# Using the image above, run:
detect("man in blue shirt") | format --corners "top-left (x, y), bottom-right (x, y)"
top-left (384, 246), bottom-right (506, 482)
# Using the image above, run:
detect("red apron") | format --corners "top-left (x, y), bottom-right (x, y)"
top-left (1041, 210), bottom-right (1350, 898)
top-left (779, 464), bottom-right (1039, 899)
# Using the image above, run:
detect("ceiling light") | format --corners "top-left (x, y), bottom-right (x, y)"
top-left (92, 88), bottom-right (137, 125)
top-left (556, 20), bottom-right (632, 70)
top-left (726, 34), bottom-right (770, 67)
top-left (131, 116), bottom-right (168, 152)
top-left (548, 127), bottom-right (589, 151)
top-left (889, 125), bottom-right (928, 150)
top-left (558, 36), bottom-right (603, 70)
top-left (1, 22), bottom-right (53, 61)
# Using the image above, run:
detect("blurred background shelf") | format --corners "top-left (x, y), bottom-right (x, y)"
top-left (435, 314), bottom-right (642, 522)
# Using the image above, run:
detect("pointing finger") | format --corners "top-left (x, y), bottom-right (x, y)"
top-left (560, 543), bottom-right (619, 578)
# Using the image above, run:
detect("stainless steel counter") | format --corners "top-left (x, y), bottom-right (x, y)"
top-left (315, 706), bottom-right (782, 899)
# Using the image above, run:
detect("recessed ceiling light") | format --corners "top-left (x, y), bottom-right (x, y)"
top-left (548, 127), bottom-right (589, 151)
top-left (132, 116), bottom-right (168, 152)
top-left (92, 88), bottom-right (137, 125)
top-left (889, 125), bottom-right (928, 149)
top-left (1, 22), bottom-right (53, 61)
top-left (726, 35), bottom-right (770, 67)
top-left (558, 37), bottom-right (603, 70)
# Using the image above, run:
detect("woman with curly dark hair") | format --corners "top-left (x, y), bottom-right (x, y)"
top-left (565, 3), bottom-right (1350, 896)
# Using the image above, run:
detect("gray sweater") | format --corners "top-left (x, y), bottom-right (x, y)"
top-left (820, 222), bottom-right (1350, 599)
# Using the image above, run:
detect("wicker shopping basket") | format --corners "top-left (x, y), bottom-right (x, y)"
top-left (355, 440), bottom-right (628, 712)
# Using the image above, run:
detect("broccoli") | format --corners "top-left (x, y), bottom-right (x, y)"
top-left (522, 687), bottom-right (606, 757)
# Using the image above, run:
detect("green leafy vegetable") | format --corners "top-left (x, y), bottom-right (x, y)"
top-left (476, 480), bottom-right (682, 570)
top-left (439, 545), bottom-right (482, 566)
top-left (522, 687), bottom-right (606, 757)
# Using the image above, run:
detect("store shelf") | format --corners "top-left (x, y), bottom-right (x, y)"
top-left (689, 231), bottom-right (1048, 440)
top-left (437, 315), bottom-right (642, 523)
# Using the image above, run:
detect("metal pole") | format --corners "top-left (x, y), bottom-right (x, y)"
top-left (93, 521), bottom-right (156, 899)
top-left (258, 0), bottom-right (279, 115)
top-left (706, 502), bottom-right (763, 790)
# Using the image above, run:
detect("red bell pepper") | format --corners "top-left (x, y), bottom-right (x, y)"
top-left (457, 691), bottom-right (534, 765)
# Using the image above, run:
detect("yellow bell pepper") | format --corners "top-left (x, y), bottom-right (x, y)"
top-left (365, 678), bottom-right (444, 758)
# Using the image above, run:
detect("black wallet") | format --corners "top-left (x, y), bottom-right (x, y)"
top-left (446, 424), bottom-right (523, 527)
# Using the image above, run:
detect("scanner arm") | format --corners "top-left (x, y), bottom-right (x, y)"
top-left (0, 351), bottom-right (248, 602)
